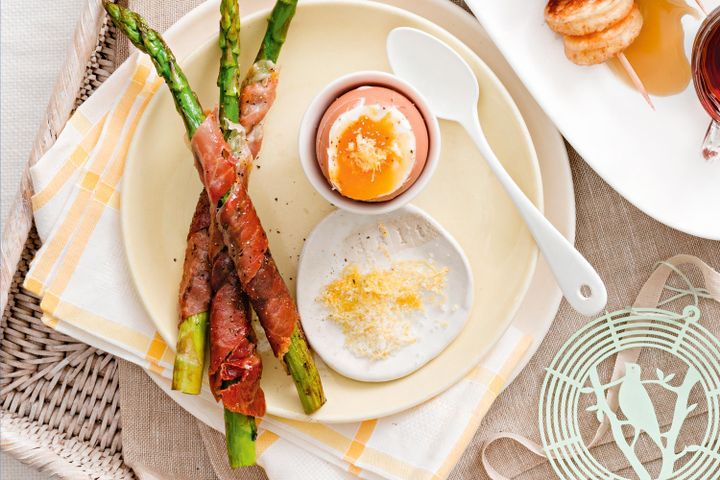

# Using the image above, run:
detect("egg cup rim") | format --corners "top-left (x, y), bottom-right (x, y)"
top-left (298, 70), bottom-right (442, 215)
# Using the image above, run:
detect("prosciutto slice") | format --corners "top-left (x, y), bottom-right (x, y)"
top-left (219, 183), bottom-right (297, 357)
top-left (185, 65), bottom-right (281, 415)
top-left (240, 60), bottom-right (278, 157)
top-left (178, 192), bottom-right (211, 320)
top-left (191, 113), bottom-right (298, 361)
top-left (208, 251), bottom-right (265, 416)
top-left (192, 112), bottom-right (247, 206)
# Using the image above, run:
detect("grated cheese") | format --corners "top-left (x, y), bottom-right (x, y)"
top-left (346, 133), bottom-right (388, 177)
top-left (318, 260), bottom-right (448, 360)
top-left (378, 222), bottom-right (389, 239)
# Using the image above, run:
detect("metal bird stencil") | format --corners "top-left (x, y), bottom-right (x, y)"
top-left (540, 305), bottom-right (720, 480)
top-left (581, 361), bottom-right (703, 479)
top-left (530, 258), bottom-right (720, 480)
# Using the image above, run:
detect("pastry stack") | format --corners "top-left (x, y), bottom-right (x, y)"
top-left (544, 0), bottom-right (643, 66)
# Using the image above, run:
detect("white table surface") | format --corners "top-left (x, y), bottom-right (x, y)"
top-left (1, 0), bottom-right (85, 478)
top-left (1, 0), bottom-right (85, 224)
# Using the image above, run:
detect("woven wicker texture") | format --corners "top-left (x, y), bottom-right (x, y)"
top-left (0, 11), bottom-right (136, 479)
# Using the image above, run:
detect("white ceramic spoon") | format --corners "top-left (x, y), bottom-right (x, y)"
top-left (387, 27), bottom-right (607, 316)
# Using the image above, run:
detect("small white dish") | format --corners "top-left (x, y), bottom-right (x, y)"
top-left (296, 205), bottom-right (473, 382)
top-left (298, 70), bottom-right (441, 215)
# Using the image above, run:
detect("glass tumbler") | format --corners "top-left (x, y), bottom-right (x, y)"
top-left (692, 6), bottom-right (720, 160)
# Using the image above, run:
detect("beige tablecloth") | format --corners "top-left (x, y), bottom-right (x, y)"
top-left (115, 1), bottom-right (720, 479)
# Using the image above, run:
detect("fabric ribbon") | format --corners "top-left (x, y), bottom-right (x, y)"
top-left (481, 254), bottom-right (720, 479)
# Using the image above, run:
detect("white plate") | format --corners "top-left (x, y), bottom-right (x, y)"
top-left (466, 0), bottom-right (720, 240)
top-left (142, 0), bottom-right (574, 424)
top-left (297, 205), bottom-right (474, 382)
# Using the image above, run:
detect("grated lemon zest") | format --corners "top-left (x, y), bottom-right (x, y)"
top-left (319, 260), bottom-right (448, 360)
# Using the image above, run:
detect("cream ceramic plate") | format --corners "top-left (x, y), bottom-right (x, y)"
top-left (143, 0), bottom-right (574, 425)
top-left (123, 0), bottom-right (542, 422)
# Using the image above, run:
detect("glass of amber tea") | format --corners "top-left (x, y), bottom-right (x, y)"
top-left (692, 7), bottom-right (720, 159)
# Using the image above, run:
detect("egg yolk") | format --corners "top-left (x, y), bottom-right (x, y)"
top-left (331, 113), bottom-right (410, 201)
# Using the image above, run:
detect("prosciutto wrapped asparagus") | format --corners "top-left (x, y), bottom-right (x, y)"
top-left (170, 2), bottom-right (266, 465)
top-left (104, 0), bottom-right (325, 415)
top-left (208, 0), bottom-right (265, 467)
top-left (206, 0), bottom-right (290, 423)
top-left (173, 193), bottom-right (212, 394)
top-left (174, 0), bottom-right (289, 466)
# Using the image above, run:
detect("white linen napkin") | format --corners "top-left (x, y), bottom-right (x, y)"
top-left (25, 52), bottom-right (533, 480)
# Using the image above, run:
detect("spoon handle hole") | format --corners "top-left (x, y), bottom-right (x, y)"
top-left (579, 284), bottom-right (592, 300)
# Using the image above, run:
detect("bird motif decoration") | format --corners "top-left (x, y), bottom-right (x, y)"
top-left (580, 359), bottom-right (704, 480)
top-left (539, 258), bottom-right (720, 480)
top-left (618, 362), bottom-right (664, 450)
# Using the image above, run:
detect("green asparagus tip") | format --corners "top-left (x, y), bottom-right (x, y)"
top-left (104, 1), bottom-right (205, 136)
top-left (171, 312), bottom-right (208, 394)
top-left (257, 0), bottom-right (299, 63)
top-left (225, 409), bottom-right (257, 468)
top-left (218, 0), bottom-right (242, 128)
top-left (102, 1), bottom-right (116, 14)
top-left (285, 327), bottom-right (326, 414)
top-left (104, 3), bottom-right (140, 45)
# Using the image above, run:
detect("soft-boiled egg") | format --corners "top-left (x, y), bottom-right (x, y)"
top-left (315, 86), bottom-right (429, 202)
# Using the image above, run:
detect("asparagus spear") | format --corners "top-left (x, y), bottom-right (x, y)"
top-left (256, 0), bottom-right (298, 63)
top-left (239, 0), bottom-right (324, 414)
top-left (214, 0), bottom-right (303, 463)
top-left (217, 0), bottom-right (256, 467)
top-left (106, 0), bottom-right (209, 394)
top-left (105, 0), bottom-right (324, 415)
top-left (105, 4), bottom-right (204, 137)
top-left (219, 0), bottom-right (325, 422)
top-left (246, 0), bottom-right (325, 414)
top-left (107, 3), bottom-right (212, 398)
top-left (172, 312), bottom-right (208, 393)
